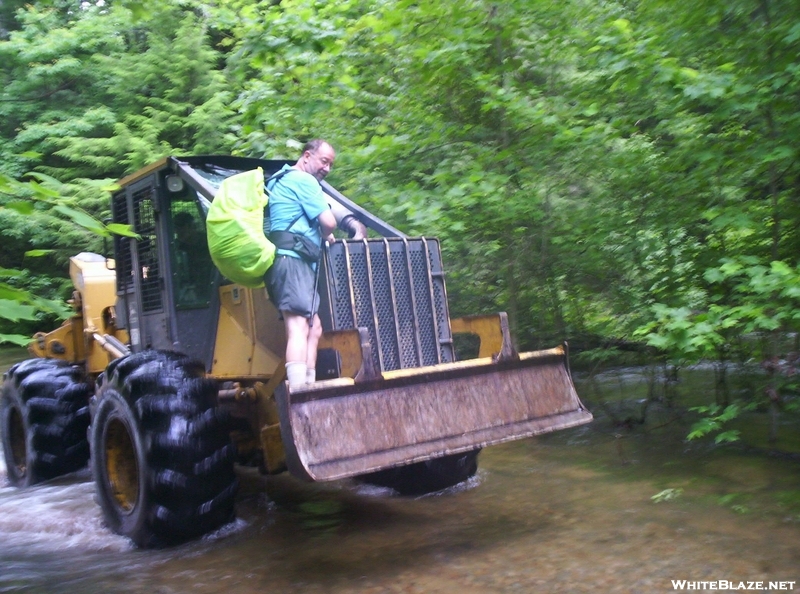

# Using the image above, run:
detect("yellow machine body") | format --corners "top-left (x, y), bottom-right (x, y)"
top-left (29, 253), bottom-right (128, 374)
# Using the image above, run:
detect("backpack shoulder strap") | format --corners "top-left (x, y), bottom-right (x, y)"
top-left (265, 167), bottom-right (312, 232)
top-left (265, 168), bottom-right (290, 190)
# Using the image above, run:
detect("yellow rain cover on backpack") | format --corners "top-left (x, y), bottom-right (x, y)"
top-left (206, 167), bottom-right (275, 288)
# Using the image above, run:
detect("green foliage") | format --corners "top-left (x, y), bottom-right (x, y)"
top-left (0, 0), bottom-right (236, 183)
top-left (636, 258), bottom-right (800, 363)
top-left (0, 255), bottom-right (72, 346)
top-left (651, 488), bottom-right (683, 503)
top-left (634, 255), bottom-right (800, 442)
top-left (704, 258), bottom-right (800, 332)
top-left (0, 0), bottom-right (234, 343)
top-left (0, 171), bottom-right (131, 344)
top-left (687, 403), bottom-right (756, 444)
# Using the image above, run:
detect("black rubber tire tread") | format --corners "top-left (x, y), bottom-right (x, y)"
top-left (91, 350), bottom-right (237, 548)
top-left (1, 358), bottom-right (92, 487)
top-left (29, 412), bottom-right (89, 448)
top-left (357, 449), bottom-right (481, 496)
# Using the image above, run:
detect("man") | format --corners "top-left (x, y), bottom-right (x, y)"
top-left (173, 210), bottom-right (212, 301)
top-left (265, 139), bottom-right (338, 389)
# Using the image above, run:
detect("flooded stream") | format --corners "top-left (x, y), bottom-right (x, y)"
top-left (2, 356), bottom-right (799, 593)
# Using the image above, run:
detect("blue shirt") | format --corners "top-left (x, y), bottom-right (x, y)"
top-left (266, 165), bottom-right (330, 259)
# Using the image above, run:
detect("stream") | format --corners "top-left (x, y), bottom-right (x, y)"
top-left (1, 356), bottom-right (799, 593)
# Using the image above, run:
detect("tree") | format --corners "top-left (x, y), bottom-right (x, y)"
top-left (0, 0), bottom-right (236, 341)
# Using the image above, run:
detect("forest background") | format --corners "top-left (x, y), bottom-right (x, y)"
top-left (0, 0), bottom-right (799, 444)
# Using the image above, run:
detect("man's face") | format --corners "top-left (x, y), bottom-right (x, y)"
top-left (304, 143), bottom-right (336, 180)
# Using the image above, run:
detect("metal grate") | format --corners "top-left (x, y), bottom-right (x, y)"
top-left (323, 238), bottom-right (454, 373)
top-left (131, 187), bottom-right (162, 313)
top-left (112, 191), bottom-right (132, 294)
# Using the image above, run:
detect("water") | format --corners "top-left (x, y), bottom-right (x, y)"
top-left (2, 359), bottom-right (799, 593)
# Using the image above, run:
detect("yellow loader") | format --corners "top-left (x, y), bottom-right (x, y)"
top-left (0, 156), bottom-right (591, 547)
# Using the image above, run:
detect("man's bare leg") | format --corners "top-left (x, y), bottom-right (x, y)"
top-left (305, 314), bottom-right (323, 384)
top-left (284, 313), bottom-right (311, 388)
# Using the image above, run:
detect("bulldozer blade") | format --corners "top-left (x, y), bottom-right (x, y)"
top-left (275, 346), bottom-right (592, 482)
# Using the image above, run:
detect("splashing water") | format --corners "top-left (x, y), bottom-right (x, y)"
top-left (0, 467), bottom-right (132, 553)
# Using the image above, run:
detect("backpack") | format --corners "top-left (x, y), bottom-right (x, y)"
top-left (206, 167), bottom-right (275, 288)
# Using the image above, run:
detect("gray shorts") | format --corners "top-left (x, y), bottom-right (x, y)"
top-left (265, 254), bottom-right (319, 318)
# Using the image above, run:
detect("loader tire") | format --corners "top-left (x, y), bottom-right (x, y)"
top-left (1, 358), bottom-right (92, 487)
top-left (90, 350), bottom-right (238, 548)
top-left (358, 449), bottom-right (480, 496)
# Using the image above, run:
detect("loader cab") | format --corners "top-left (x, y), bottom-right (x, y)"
top-left (111, 159), bottom-right (221, 367)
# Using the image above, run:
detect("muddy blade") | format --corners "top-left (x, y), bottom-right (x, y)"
top-left (276, 347), bottom-right (592, 482)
